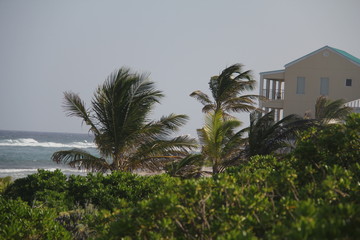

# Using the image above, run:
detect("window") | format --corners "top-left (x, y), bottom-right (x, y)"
top-left (320, 77), bottom-right (329, 95)
top-left (296, 77), bottom-right (305, 94)
top-left (346, 79), bottom-right (352, 86)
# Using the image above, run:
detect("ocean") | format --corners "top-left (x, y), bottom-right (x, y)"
top-left (0, 130), bottom-right (99, 179)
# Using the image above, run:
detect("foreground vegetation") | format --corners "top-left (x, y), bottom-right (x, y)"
top-left (1, 113), bottom-right (360, 239)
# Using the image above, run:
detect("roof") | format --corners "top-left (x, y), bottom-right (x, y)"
top-left (329, 47), bottom-right (360, 65)
top-left (284, 46), bottom-right (360, 68)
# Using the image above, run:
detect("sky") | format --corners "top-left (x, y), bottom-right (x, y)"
top-left (0, 0), bottom-right (360, 137)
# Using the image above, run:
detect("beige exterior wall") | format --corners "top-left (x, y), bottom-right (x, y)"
top-left (283, 48), bottom-right (360, 118)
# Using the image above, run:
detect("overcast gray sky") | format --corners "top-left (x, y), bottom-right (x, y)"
top-left (1, 0), bottom-right (359, 136)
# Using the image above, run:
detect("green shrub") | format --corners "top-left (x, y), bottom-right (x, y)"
top-left (4, 169), bottom-right (70, 210)
top-left (56, 204), bottom-right (99, 240)
top-left (0, 196), bottom-right (71, 239)
top-left (269, 200), bottom-right (360, 239)
top-left (67, 171), bottom-right (176, 209)
top-left (294, 113), bottom-right (360, 170)
top-left (102, 172), bottom-right (270, 239)
top-left (0, 176), bottom-right (12, 194)
top-left (4, 169), bottom-right (175, 210)
top-left (100, 154), bottom-right (360, 239)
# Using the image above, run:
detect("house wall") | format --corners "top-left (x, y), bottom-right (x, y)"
top-left (283, 49), bottom-right (360, 118)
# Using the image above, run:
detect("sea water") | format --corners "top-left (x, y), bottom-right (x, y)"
top-left (0, 130), bottom-right (99, 179)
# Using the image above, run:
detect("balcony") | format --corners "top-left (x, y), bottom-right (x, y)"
top-left (259, 70), bottom-right (285, 111)
top-left (262, 89), bottom-right (284, 100)
top-left (260, 87), bottom-right (285, 109)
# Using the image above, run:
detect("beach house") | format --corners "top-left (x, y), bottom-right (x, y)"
top-left (259, 46), bottom-right (360, 121)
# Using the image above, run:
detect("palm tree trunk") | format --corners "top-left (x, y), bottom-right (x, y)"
top-left (212, 163), bottom-right (220, 175)
top-left (112, 154), bottom-right (121, 171)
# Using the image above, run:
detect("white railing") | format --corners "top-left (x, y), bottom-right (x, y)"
top-left (345, 99), bottom-right (360, 113)
top-left (345, 99), bottom-right (360, 108)
top-left (262, 89), bottom-right (284, 100)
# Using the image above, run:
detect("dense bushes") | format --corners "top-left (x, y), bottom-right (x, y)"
top-left (66, 171), bottom-right (176, 209)
top-left (2, 170), bottom-right (177, 239)
top-left (2, 158), bottom-right (359, 239)
top-left (4, 170), bottom-right (175, 210)
top-left (294, 113), bottom-right (360, 169)
top-left (1, 114), bottom-right (360, 239)
top-left (100, 156), bottom-right (360, 239)
top-left (4, 169), bottom-right (70, 210)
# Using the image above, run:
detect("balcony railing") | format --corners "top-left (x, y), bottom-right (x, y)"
top-left (262, 89), bottom-right (284, 100)
top-left (345, 99), bottom-right (360, 113)
top-left (345, 99), bottom-right (360, 108)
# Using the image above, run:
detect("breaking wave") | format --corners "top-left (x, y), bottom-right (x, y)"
top-left (0, 168), bottom-right (91, 179)
top-left (0, 168), bottom-right (87, 173)
top-left (0, 138), bottom-right (96, 148)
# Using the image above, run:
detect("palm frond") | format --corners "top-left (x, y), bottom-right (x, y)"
top-left (124, 114), bottom-right (191, 153)
top-left (190, 90), bottom-right (212, 106)
top-left (242, 110), bottom-right (316, 159)
top-left (315, 96), bottom-right (352, 123)
top-left (125, 133), bottom-right (197, 172)
top-left (202, 104), bottom-right (216, 113)
top-left (52, 149), bottom-right (110, 172)
top-left (234, 69), bottom-right (253, 81)
top-left (223, 100), bottom-right (259, 113)
top-left (133, 135), bottom-right (198, 160)
top-left (63, 92), bottom-right (100, 135)
top-left (197, 127), bottom-right (209, 147)
top-left (157, 114), bottom-right (189, 132)
top-left (165, 154), bottom-right (204, 178)
top-left (234, 79), bottom-right (256, 91)
top-left (221, 129), bottom-right (245, 158)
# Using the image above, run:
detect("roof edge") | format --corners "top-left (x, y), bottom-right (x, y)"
top-left (329, 47), bottom-right (360, 66)
top-left (284, 46), bottom-right (330, 68)
top-left (260, 69), bottom-right (285, 75)
top-left (284, 46), bottom-right (360, 68)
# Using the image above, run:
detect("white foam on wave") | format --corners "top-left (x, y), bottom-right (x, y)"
top-left (0, 168), bottom-right (88, 173)
top-left (0, 169), bottom-right (39, 173)
top-left (0, 138), bottom-right (96, 148)
top-left (0, 168), bottom-right (91, 179)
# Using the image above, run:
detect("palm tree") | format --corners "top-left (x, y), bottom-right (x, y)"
top-left (52, 67), bottom-right (197, 172)
top-left (164, 154), bottom-right (204, 178)
top-left (314, 96), bottom-right (352, 124)
top-left (190, 64), bottom-right (259, 118)
top-left (190, 64), bottom-right (259, 174)
top-left (241, 111), bottom-right (314, 160)
top-left (197, 110), bottom-right (244, 174)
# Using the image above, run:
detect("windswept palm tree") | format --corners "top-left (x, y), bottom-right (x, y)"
top-left (241, 111), bottom-right (314, 159)
top-left (52, 67), bottom-right (197, 172)
top-left (314, 96), bottom-right (352, 124)
top-left (197, 110), bottom-right (244, 174)
top-left (190, 64), bottom-right (259, 118)
top-left (190, 64), bottom-right (259, 174)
